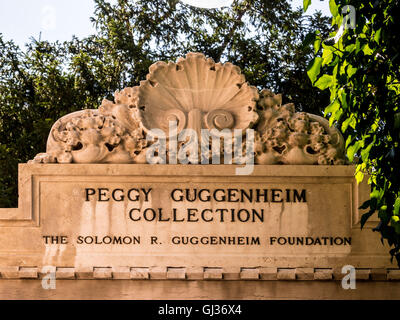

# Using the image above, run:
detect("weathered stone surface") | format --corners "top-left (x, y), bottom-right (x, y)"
top-left (356, 269), bottom-right (370, 280)
top-left (32, 106), bottom-right (146, 164)
top-left (186, 267), bottom-right (204, 280)
top-left (277, 268), bottom-right (296, 280)
top-left (204, 268), bottom-right (223, 280)
top-left (332, 267), bottom-right (344, 281)
top-left (255, 91), bottom-right (345, 165)
top-left (1, 279), bottom-right (400, 300)
top-left (19, 267), bottom-right (38, 279)
top-left (388, 269), bottom-right (400, 280)
top-left (0, 163), bottom-right (389, 270)
top-left (167, 267), bottom-right (186, 280)
top-left (314, 268), bottom-right (333, 280)
top-left (296, 268), bottom-right (314, 280)
top-left (240, 268), bottom-right (259, 280)
top-left (55, 267), bottom-right (75, 279)
top-left (75, 267), bottom-right (94, 279)
top-left (112, 267), bottom-right (130, 280)
top-left (223, 267), bottom-right (241, 280)
top-left (259, 267), bottom-right (278, 280)
top-left (0, 52), bottom-right (397, 300)
top-left (93, 267), bottom-right (112, 279)
top-left (370, 268), bottom-right (387, 281)
top-left (149, 267), bottom-right (167, 280)
top-left (30, 53), bottom-right (345, 166)
top-left (138, 52), bottom-right (259, 136)
top-left (0, 267), bottom-right (19, 279)
top-left (131, 267), bottom-right (149, 280)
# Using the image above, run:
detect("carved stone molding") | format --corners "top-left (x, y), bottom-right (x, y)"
top-left (0, 266), bottom-right (398, 281)
top-left (31, 53), bottom-right (346, 165)
top-left (255, 89), bottom-right (345, 165)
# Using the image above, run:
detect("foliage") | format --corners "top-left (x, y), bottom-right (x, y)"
top-left (0, 0), bottom-right (331, 208)
top-left (304, 0), bottom-right (400, 265)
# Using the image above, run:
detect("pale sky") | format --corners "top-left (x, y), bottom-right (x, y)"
top-left (0, 0), bottom-right (330, 49)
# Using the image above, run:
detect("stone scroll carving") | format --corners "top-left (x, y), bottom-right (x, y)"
top-left (31, 52), bottom-right (345, 165)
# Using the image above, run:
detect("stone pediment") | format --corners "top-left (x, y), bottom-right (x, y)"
top-left (2, 54), bottom-right (400, 300)
top-left (31, 52), bottom-right (345, 165)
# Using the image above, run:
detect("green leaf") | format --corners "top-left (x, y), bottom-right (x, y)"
top-left (355, 170), bottom-right (364, 183)
top-left (333, 63), bottom-right (339, 77)
top-left (307, 57), bottom-right (322, 84)
top-left (359, 200), bottom-right (371, 210)
top-left (322, 46), bottom-right (334, 64)
top-left (362, 44), bottom-right (374, 56)
top-left (329, 0), bottom-right (339, 17)
top-left (314, 74), bottom-right (334, 90)
top-left (347, 141), bottom-right (361, 162)
top-left (314, 38), bottom-right (321, 54)
top-left (360, 209), bottom-right (375, 229)
top-left (303, 0), bottom-right (311, 12)
top-left (341, 115), bottom-right (356, 132)
top-left (345, 135), bottom-right (352, 148)
top-left (330, 108), bottom-right (343, 126)
top-left (391, 216), bottom-right (400, 232)
top-left (346, 65), bottom-right (357, 78)
top-left (370, 188), bottom-right (383, 200)
top-left (325, 100), bottom-right (340, 115)
top-left (394, 198), bottom-right (400, 216)
top-left (338, 89), bottom-right (348, 109)
top-left (345, 44), bottom-right (356, 53)
top-left (361, 141), bottom-right (374, 162)
top-left (334, 14), bottom-right (342, 27)
top-left (374, 28), bottom-right (382, 43)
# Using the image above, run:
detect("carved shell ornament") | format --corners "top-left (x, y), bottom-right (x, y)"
top-left (31, 52), bottom-right (346, 165)
top-left (137, 52), bottom-right (259, 137)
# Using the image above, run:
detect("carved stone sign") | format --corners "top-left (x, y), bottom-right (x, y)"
top-left (0, 53), bottom-right (398, 299)
top-left (0, 164), bottom-right (386, 269)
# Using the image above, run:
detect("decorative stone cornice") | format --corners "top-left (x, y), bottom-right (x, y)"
top-left (2, 266), bottom-right (399, 281)
top-left (31, 53), bottom-right (345, 165)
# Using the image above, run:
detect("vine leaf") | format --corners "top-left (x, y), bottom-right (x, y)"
top-left (303, 0), bottom-right (311, 12)
top-left (307, 57), bottom-right (322, 84)
top-left (394, 198), bottom-right (400, 216)
top-left (329, 0), bottom-right (339, 17)
top-left (361, 209), bottom-right (376, 229)
top-left (314, 74), bottom-right (333, 90)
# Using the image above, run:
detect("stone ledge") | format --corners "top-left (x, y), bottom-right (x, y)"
top-left (131, 267), bottom-right (149, 280)
top-left (204, 268), bottom-right (223, 280)
top-left (0, 267), bottom-right (399, 280)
